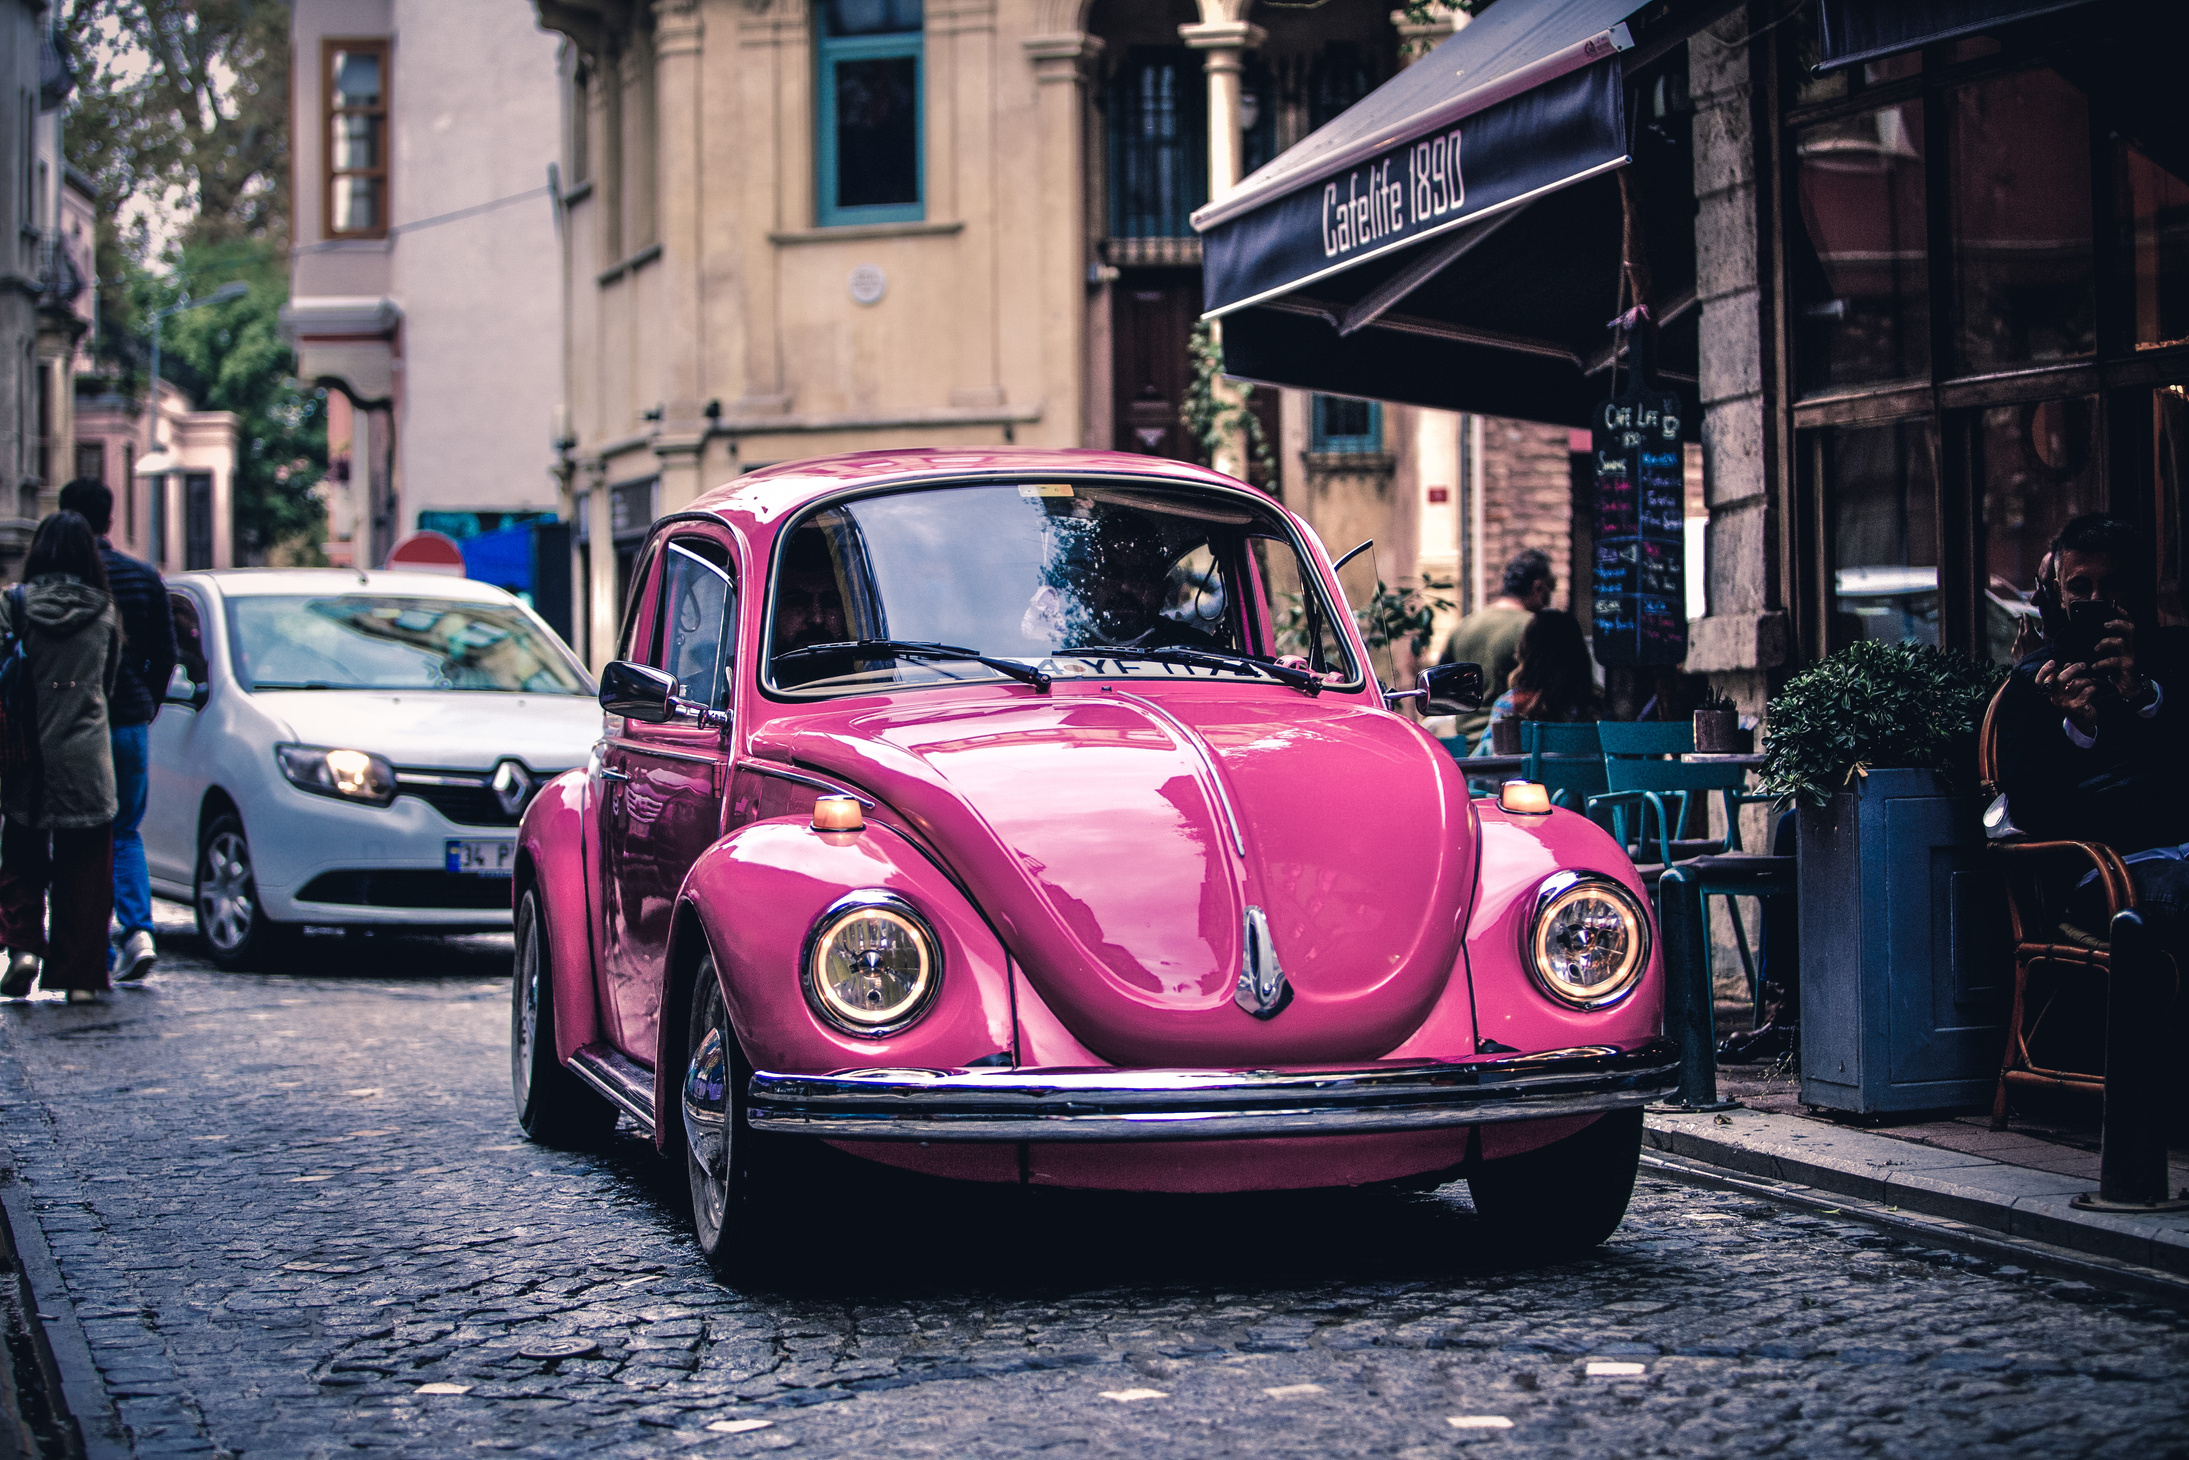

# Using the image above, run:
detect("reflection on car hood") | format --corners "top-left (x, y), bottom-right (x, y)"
top-left (754, 691), bottom-right (1475, 1066)
top-left (255, 690), bottom-right (600, 771)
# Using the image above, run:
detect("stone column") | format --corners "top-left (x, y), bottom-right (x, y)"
top-left (585, 462), bottom-right (617, 671)
top-left (1179, 11), bottom-right (1264, 481)
top-left (1025, 30), bottom-right (1103, 453)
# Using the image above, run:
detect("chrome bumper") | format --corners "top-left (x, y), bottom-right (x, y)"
top-left (745, 1039), bottom-right (1678, 1142)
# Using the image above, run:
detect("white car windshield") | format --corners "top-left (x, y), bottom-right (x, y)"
top-left (765, 480), bottom-right (1357, 695)
top-left (226, 595), bottom-right (590, 694)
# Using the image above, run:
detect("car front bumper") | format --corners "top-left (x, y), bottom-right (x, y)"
top-left (745, 1038), bottom-right (1678, 1142)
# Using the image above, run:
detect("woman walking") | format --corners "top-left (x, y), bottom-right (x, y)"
top-left (0, 512), bottom-right (122, 1003)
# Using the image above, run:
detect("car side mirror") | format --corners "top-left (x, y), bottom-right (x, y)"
top-left (164, 663), bottom-right (208, 710)
top-left (1418, 661), bottom-right (1485, 713)
top-left (599, 659), bottom-right (730, 731)
top-left (601, 660), bottom-right (677, 723)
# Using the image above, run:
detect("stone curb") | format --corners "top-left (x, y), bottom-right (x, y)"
top-left (1645, 1106), bottom-right (2189, 1279)
top-left (0, 1172), bottom-right (130, 1460)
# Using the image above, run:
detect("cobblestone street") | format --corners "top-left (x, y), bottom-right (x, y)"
top-left (0, 906), bottom-right (2184, 1460)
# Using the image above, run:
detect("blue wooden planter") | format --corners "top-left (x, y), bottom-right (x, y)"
top-left (1796, 769), bottom-right (2009, 1115)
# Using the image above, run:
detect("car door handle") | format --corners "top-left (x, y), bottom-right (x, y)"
top-left (596, 767), bottom-right (630, 783)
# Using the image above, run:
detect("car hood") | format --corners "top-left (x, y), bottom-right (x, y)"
top-left (753, 690), bottom-right (1475, 1065)
top-left (254, 690), bottom-right (601, 772)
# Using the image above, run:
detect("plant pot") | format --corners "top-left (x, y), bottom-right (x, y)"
top-left (1796, 768), bottom-right (2009, 1115)
top-left (1693, 708), bottom-right (1742, 754)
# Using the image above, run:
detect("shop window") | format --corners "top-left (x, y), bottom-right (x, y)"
top-left (1976, 396), bottom-right (2101, 663)
top-left (1312, 395), bottom-right (1382, 454)
top-left (1108, 49), bottom-right (1205, 239)
top-left (324, 41), bottom-right (388, 239)
top-left (2155, 387), bottom-right (2189, 626)
top-left (816, 0), bottom-right (923, 227)
top-left (1947, 68), bottom-right (2094, 374)
top-left (2120, 141), bottom-right (2189, 352)
top-left (1820, 417), bottom-right (1940, 647)
top-left (1791, 102), bottom-right (1929, 395)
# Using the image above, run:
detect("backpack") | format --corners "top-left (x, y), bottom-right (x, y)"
top-left (0, 585), bottom-right (41, 778)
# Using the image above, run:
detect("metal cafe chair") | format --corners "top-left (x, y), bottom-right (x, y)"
top-left (1521, 721), bottom-right (1607, 810)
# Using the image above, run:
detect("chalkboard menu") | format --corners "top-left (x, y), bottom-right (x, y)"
top-left (1590, 379), bottom-right (1687, 668)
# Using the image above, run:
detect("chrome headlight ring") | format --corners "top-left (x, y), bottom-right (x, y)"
top-left (1521, 871), bottom-right (1652, 1011)
top-left (800, 889), bottom-right (944, 1039)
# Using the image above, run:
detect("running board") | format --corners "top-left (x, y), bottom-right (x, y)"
top-left (570, 1045), bottom-right (657, 1136)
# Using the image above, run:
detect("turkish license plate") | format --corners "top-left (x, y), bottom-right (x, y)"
top-left (446, 838), bottom-right (516, 876)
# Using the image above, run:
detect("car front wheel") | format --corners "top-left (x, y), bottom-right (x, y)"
top-left (195, 813), bottom-right (294, 972)
top-left (1467, 1109), bottom-right (1644, 1256)
top-left (684, 955), bottom-right (784, 1278)
top-left (511, 889), bottom-right (616, 1147)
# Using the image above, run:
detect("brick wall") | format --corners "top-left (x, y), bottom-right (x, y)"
top-left (1477, 416), bottom-right (1577, 611)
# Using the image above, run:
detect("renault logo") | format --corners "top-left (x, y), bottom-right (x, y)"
top-left (491, 760), bottom-right (536, 817)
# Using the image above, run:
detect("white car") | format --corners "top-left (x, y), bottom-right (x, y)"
top-left (147, 569), bottom-right (600, 968)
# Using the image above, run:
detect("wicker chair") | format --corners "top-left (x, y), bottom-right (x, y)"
top-left (1977, 679), bottom-right (2137, 1129)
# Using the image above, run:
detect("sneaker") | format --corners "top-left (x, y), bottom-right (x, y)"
top-left (116, 929), bottom-right (156, 983)
top-left (64, 988), bottom-right (101, 1004)
top-left (0, 951), bottom-right (36, 999)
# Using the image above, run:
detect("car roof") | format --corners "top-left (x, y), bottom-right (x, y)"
top-left (685, 448), bottom-right (1259, 524)
top-left (172, 568), bottom-right (525, 602)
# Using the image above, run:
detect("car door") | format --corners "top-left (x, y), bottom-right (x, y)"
top-left (597, 531), bottom-right (736, 1063)
top-left (144, 585), bottom-right (215, 889)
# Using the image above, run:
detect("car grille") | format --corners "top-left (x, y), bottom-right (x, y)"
top-left (297, 870), bottom-right (514, 911)
top-left (400, 780), bottom-right (514, 826)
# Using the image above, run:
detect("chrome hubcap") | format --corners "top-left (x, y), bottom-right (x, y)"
top-left (514, 905), bottom-right (540, 1105)
top-left (684, 981), bottom-right (731, 1239)
top-left (199, 831), bottom-right (255, 953)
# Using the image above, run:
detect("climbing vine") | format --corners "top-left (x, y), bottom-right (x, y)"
top-left (1182, 321), bottom-right (1275, 486)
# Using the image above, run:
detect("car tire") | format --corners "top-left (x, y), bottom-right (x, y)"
top-left (1466, 1109), bottom-right (1644, 1256)
top-left (683, 954), bottom-right (787, 1279)
top-left (510, 890), bottom-right (617, 1148)
top-left (195, 813), bottom-right (296, 972)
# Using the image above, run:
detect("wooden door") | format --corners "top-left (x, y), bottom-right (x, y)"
top-left (1112, 273), bottom-right (1200, 462)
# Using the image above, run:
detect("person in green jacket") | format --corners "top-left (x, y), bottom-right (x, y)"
top-left (0, 512), bottom-right (123, 1003)
top-left (1438, 548), bottom-right (1556, 743)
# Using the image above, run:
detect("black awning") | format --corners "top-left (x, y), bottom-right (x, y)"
top-left (1196, 0), bottom-right (1641, 317)
top-left (1813, 0), bottom-right (2096, 72)
top-left (1187, 0), bottom-right (1699, 434)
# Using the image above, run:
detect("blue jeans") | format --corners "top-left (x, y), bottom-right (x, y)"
top-left (110, 723), bottom-right (150, 937)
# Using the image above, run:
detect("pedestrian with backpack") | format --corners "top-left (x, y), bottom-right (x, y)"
top-left (0, 512), bottom-right (123, 1003)
top-left (58, 478), bottom-right (174, 982)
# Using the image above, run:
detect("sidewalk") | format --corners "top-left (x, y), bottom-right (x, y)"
top-left (1645, 1064), bottom-right (2189, 1280)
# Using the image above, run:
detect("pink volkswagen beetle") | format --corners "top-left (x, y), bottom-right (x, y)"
top-left (510, 450), bottom-right (1674, 1271)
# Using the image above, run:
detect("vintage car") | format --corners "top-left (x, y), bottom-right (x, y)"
top-left (510, 449), bottom-right (1675, 1270)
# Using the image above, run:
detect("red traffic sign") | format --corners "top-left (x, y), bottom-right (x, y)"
top-left (385, 530), bottom-right (467, 576)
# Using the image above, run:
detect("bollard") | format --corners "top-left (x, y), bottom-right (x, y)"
top-left (2073, 910), bottom-right (2189, 1212)
top-left (1651, 866), bottom-right (1737, 1113)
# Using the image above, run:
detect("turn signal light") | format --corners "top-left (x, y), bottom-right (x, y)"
top-left (812, 795), bottom-right (865, 832)
top-left (1498, 780), bottom-right (1552, 815)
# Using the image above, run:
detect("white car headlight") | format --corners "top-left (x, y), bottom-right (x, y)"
top-left (276, 743), bottom-right (397, 807)
top-left (1524, 872), bottom-right (1650, 1009)
top-left (801, 891), bottom-right (941, 1037)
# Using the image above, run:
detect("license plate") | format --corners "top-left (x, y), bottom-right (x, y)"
top-left (446, 838), bottom-right (516, 876)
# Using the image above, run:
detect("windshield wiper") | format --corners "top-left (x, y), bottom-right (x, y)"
top-left (773, 639), bottom-right (1051, 691)
top-left (1074, 645), bottom-right (1323, 695)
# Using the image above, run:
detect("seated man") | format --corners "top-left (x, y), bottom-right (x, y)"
top-left (1067, 522), bottom-right (1226, 653)
top-left (770, 528), bottom-right (852, 686)
top-left (1995, 513), bottom-right (2189, 951)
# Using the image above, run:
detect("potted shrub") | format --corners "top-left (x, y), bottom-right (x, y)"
top-left (1693, 691), bottom-right (1743, 754)
top-left (1759, 641), bottom-right (2009, 1115)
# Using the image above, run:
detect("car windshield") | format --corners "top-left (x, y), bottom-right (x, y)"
top-left (765, 480), bottom-right (1357, 694)
top-left (225, 595), bottom-right (590, 694)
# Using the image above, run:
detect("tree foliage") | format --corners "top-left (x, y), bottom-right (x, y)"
top-left (60, 1), bottom-right (323, 561)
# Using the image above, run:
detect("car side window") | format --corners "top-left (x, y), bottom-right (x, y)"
top-left (168, 589), bottom-right (208, 684)
top-left (653, 537), bottom-right (736, 708)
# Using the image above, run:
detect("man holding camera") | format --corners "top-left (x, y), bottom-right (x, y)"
top-left (1995, 513), bottom-right (2189, 945)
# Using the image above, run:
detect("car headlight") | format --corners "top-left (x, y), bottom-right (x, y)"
top-left (801, 891), bottom-right (942, 1037)
top-left (276, 743), bottom-right (397, 807)
top-left (1524, 872), bottom-right (1650, 1009)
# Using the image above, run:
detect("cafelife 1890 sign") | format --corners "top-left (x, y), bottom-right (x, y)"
top-left (1590, 380), bottom-right (1686, 668)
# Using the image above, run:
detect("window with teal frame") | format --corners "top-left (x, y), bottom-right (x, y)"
top-left (816, 0), bottom-right (924, 227)
top-left (1312, 395), bottom-right (1383, 454)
